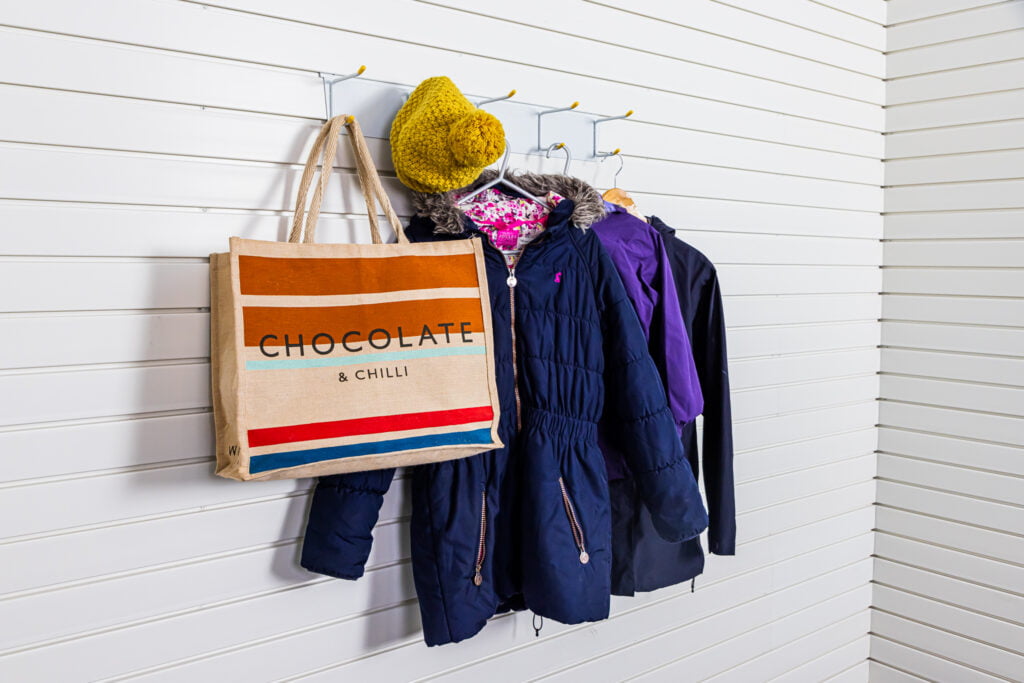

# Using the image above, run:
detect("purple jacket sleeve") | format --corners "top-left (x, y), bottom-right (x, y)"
top-left (649, 230), bottom-right (704, 428)
top-left (590, 211), bottom-right (703, 432)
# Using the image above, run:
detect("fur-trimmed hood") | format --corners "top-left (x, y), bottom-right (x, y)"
top-left (411, 169), bottom-right (607, 235)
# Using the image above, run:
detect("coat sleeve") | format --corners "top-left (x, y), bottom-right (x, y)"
top-left (588, 234), bottom-right (709, 543)
top-left (300, 468), bottom-right (396, 579)
top-left (694, 270), bottom-right (736, 555)
top-left (649, 230), bottom-right (704, 427)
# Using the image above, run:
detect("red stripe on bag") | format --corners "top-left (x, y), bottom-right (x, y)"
top-left (247, 406), bottom-right (495, 448)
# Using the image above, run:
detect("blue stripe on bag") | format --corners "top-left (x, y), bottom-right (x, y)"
top-left (248, 427), bottom-right (494, 474)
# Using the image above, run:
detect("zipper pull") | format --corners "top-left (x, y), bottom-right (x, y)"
top-left (473, 568), bottom-right (483, 586)
top-left (579, 550), bottom-right (590, 564)
top-left (506, 267), bottom-right (517, 288)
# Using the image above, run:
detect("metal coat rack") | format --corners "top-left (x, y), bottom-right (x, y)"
top-left (317, 68), bottom-right (633, 168)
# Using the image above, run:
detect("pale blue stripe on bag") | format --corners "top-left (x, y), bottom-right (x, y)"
top-left (245, 345), bottom-right (486, 370)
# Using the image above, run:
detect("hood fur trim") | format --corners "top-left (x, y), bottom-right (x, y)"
top-left (411, 169), bottom-right (607, 235)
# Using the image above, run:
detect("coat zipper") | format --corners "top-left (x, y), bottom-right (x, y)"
top-left (558, 477), bottom-right (589, 564)
top-left (473, 490), bottom-right (487, 586)
top-left (472, 232), bottom-right (542, 585)
top-left (473, 227), bottom-right (547, 434)
top-left (504, 233), bottom-right (544, 432)
top-left (507, 264), bottom-right (521, 431)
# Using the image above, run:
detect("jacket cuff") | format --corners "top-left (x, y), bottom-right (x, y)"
top-left (709, 536), bottom-right (736, 556)
top-left (634, 457), bottom-right (709, 544)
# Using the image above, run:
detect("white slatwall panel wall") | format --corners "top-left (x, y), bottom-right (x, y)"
top-left (0, 1), bottom-right (882, 680)
top-left (873, 0), bottom-right (1024, 680)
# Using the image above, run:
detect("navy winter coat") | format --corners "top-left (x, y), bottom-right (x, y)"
top-left (611, 215), bottom-right (736, 596)
top-left (301, 174), bottom-right (708, 645)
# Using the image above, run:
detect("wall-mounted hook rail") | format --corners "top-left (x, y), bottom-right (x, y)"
top-left (545, 143), bottom-right (572, 175)
top-left (478, 89), bottom-right (517, 107)
top-left (593, 109), bottom-right (633, 158)
top-left (537, 101), bottom-right (580, 151)
top-left (309, 70), bottom-right (631, 174)
top-left (319, 65), bottom-right (367, 120)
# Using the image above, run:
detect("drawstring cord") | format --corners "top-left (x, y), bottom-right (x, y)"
top-left (533, 612), bottom-right (544, 637)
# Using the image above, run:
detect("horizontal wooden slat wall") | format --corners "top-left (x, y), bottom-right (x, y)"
top-left (0, 1), bottom-right (883, 680)
top-left (874, 1), bottom-right (1024, 680)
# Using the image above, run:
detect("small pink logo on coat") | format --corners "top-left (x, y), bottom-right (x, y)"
top-left (554, 272), bottom-right (562, 283)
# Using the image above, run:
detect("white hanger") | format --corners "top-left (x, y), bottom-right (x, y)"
top-left (456, 139), bottom-right (552, 208)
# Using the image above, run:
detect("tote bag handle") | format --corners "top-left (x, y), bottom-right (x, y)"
top-left (288, 115), bottom-right (407, 245)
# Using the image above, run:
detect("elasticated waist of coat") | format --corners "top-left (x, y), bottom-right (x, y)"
top-left (521, 407), bottom-right (598, 442)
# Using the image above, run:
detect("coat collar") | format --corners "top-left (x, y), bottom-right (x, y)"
top-left (410, 170), bottom-right (607, 235)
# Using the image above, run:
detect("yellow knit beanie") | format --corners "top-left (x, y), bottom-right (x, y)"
top-left (390, 76), bottom-right (505, 193)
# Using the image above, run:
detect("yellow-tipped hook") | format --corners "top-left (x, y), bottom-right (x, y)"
top-left (538, 102), bottom-right (583, 149)
top-left (320, 66), bottom-right (368, 120)
top-left (478, 89), bottom-right (517, 106)
top-left (593, 110), bottom-right (633, 157)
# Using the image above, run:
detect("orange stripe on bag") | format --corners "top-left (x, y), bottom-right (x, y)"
top-left (242, 298), bottom-right (485, 348)
top-left (238, 253), bottom-right (479, 296)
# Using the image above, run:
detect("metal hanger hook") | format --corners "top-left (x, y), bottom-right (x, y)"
top-left (545, 143), bottom-right (572, 175)
top-left (497, 137), bottom-right (513, 176)
top-left (612, 153), bottom-right (624, 186)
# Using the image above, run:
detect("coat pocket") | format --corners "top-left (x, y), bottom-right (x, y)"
top-left (557, 476), bottom-right (590, 565)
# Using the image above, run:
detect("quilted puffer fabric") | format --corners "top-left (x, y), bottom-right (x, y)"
top-left (300, 187), bottom-right (708, 646)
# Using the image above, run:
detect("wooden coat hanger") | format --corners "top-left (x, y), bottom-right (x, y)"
top-left (602, 154), bottom-right (645, 222)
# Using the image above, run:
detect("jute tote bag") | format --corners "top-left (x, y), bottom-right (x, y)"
top-left (210, 115), bottom-right (502, 481)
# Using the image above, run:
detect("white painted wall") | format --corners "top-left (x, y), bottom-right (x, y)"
top-left (872, 1), bottom-right (1024, 680)
top-left (0, 1), bottom-right (884, 680)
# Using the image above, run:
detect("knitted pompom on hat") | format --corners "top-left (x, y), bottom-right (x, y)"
top-left (390, 76), bottom-right (505, 193)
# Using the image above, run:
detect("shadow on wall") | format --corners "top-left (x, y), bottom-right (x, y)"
top-left (361, 477), bottom-right (424, 651)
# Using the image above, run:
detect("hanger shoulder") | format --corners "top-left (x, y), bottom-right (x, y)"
top-left (602, 187), bottom-right (634, 207)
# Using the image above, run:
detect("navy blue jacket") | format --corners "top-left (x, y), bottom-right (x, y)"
top-left (611, 215), bottom-right (736, 595)
top-left (300, 193), bottom-right (708, 646)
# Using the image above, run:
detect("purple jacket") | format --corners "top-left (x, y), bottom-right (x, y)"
top-left (591, 203), bottom-right (703, 478)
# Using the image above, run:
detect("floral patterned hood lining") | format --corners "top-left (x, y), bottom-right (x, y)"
top-left (454, 188), bottom-right (565, 266)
